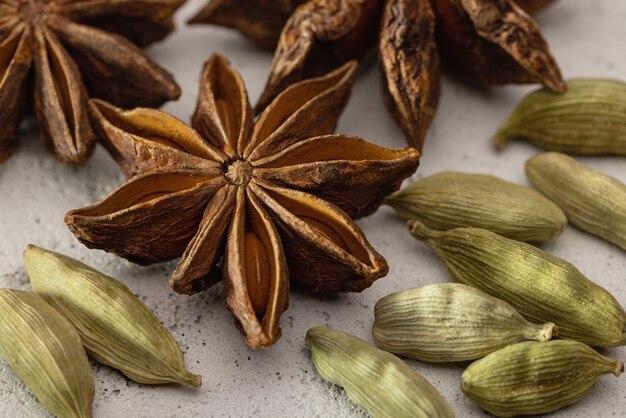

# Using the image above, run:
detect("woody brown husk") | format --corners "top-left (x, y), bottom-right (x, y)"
top-left (0, 0), bottom-right (183, 164)
top-left (65, 56), bottom-right (419, 349)
top-left (192, 0), bottom-right (564, 151)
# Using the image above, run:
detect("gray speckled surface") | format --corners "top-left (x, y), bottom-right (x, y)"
top-left (1, 1), bottom-right (625, 417)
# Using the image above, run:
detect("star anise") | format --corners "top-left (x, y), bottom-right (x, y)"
top-left (191, 0), bottom-right (564, 151)
top-left (0, 0), bottom-right (183, 164)
top-left (65, 55), bottom-right (420, 348)
top-left (188, 0), bottom-right (309, 49)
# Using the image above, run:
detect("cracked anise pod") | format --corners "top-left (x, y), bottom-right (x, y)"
top-left (226, 0), bottom-right (563, 151)
top-left (255, 0), bottom-right (385, 112)
top-left (189, 0), bottom-right (308, 49)
top-left (0, 0), bottom-right (183, 164)
top-left (431, 0), bottom-right (565, 93)
top-left (379, 0), bottom-right (440, 150)
top-left (65, 56), bottom-right (420, 349)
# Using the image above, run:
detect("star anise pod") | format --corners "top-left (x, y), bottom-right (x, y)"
top-left (188, 0), bottom-right (309, 49)
top-left (65, 56), bottom-right (420, 348)
top-left (192, 0), bottom-right (563, 151)
top-left (0, 0), bottom-right (183, 164)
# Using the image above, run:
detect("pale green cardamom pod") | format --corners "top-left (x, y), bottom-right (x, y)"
top-left (0, 289), bottom-right (94, 418)
top-left (24, 245), bottom-right (201, 387)
top-left (373, 283), bottom-right (557, 362)
top-left (461, 340), bottom-right (624, 417)
top-left (385, 172), bottom-right (566, 242)
top-left (494, 79), bottom-right (626, 155)
top-left (305, 326), bottom-right (454, 418)
top-left (526, 152), bottom-right (626, 251)
top-left (408, 221), bottom-right (626, 347)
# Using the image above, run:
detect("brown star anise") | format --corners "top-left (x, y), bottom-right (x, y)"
top-left (65, 55), bottom-right (420, 348)
top-left (191, 0), bottom-right (564, 151)
top-left (0, 0), bottom-right (183, 164)
top-left (189, 0), bottom-right (309, 49)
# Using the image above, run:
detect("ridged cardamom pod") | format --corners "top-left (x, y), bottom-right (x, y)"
top-left (385, 172), bottom-right (566, 242)
top-left (461, 340), bottom-right (624, 417)
top-left (408, 222), bottom-right (626, 347)
top-left (305, 326), bottom-right (454, 418)
top-left (0, 289), bottom-right (94, 418)
top-left (494, 79), bottom-right (626, 155)
top-left (526, 152), bottom-right (626, 251)
top-left (24, 245), bottom-right (201, 387)
top-left (373, 283), bottom-right (557, 362)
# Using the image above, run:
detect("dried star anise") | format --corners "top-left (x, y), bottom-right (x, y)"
top-left (0, 0), bottom-right (183, 164)
top-left (431, 0), bottom-right (565, 93)
top-left (192, 0), bottom-right (563, 151)
top-left (188, 0), bottom-right (309, 49)
top-left (65, 56), bottom-right (420, 348)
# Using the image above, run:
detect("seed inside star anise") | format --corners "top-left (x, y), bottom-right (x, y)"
top-left (65, 56), bottom-right (420, 348)
top-left (0, 0), bottom-right (183, 164)
top-left (192, 0), bottom-right (564, 151)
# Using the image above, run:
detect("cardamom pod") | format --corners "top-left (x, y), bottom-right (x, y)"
top-left (461, 340), bottom-right (624, 417)
top-left (526, 152), bottom-right (626, 251)
top-left (385, 172), bottom-right (566, 242)
top-left (23, 245), bottom-right (201, 387)
top-left (408, 221), bottom-right (626, 347)
top-left (373, 283), bottom-right (557, 362)
top-left (494, 79), bottom-right (626, 155)
top-left (0, 289), bottom-right (94, 418)
top-left (305, 326), bottom-right (454, 418)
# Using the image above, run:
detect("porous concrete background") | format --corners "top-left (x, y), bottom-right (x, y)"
top-left (1, 0), bottom-right (625, 416)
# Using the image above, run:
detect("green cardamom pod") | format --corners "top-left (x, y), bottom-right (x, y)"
top-left (494, 79), bottom-right (626, 155)
top-left (408, 221), bottom-right (626, 347)
top-left (373, 283), bottom-right (557, 362)
top-left (23, 245), bottom-right (201, 387)
top-left (526, 152), bottom-right (626, 251)
top-left (385, 172), bottom-right (566, 242)
top-left (305, 326), bottom-right (454, 418)
top-left (0, 289), bottom-right (94, 418)
top-left (461, 340), bottom-right (624, 417)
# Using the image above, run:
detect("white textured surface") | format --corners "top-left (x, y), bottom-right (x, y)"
top-left (1, 1), bottom-right (625, 417)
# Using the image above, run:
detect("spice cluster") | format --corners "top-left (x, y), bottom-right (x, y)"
top-left (0, 0), bottom-right (625, 417)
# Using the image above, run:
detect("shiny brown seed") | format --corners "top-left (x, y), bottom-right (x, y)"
top-left (66, 56), bottom-right (419, 348)
top-left (245, 231), bottom-right (272, 315)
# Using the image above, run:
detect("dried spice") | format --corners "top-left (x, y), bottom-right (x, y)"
top-left (24, 245), bottom-right (202, 387)
top-left (385, 171), bottom-right (566, 242)
top-left (431, 0), bottom-right (564, 93)
top-left (196, 0), bottom-right (563, 151)
top-left (409, 221), bottom-right (626, 347)
top-left (65, 56), bottom-right (420, 349)
top-left (379, 0), bottom-right (440, 150)
top-left (0, 0), bottom-right (183, 164)
top-left (373, 283), bottom-right (557, 362)
top-left (255, 0), bottom-right (384, 112)
top-left (461, 340), bottom-right (624, 417)
top-left (189, 0), bottom-right (308, 49)
top-left (526, 152), bottom-right (626, 251)
top-left (0, 289), bottom-right (94, 418)
top-left (306, 326), bottom-right (454, 418)
top-left (495, 79), bottom-right (626, 155)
